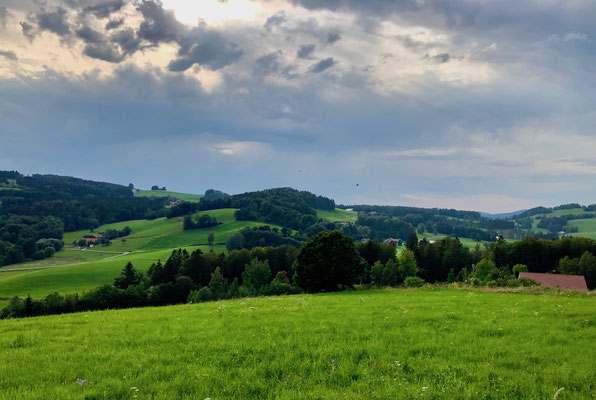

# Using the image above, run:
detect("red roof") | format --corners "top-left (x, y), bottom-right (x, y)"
top-left (519, 272), bottom-right (588, 291)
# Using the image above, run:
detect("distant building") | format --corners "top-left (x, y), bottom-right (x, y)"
top-left (383, 238), bottom-right (402, 246)
top-left (367, 211), bottom-right (378, 216)
top-left (360, 238), bottom-right (370, 243)
top-left (518, 272), bottom-right (588, 291)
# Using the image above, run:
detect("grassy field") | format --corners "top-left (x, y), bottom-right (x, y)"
top-left (134, 190), bottom-right (203, 202)
top-left (0, 246), bottom-right (225, 300)
top-left (0, 288), bottom-right (594, 399)
top-left (317, 208), bottom-right (358, 222)
top-left (567, 218), bottom-right (596, 240)
top-left (139, 209), bottom-right (281, 250)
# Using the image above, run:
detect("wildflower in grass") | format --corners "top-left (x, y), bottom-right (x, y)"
top-left (130, 386), bottom-right (139, 391)
top-left (76, 378), bottom-right (88, 386)
top-left (422, 386), bottom-right (428, 391)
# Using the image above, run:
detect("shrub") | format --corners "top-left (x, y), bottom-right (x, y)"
top-left (519, 277), bottom-right (539, 287)
top-left (188, 287), bottom-right (212, 303)
top-left (512, 264), bottom-right (528, 277)
top-left (404, 276), bottom-right (425, 288)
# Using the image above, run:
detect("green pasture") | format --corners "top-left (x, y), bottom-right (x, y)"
top-left (567, 218), bottom-right (596, 240)
top-left (0, 246), bottom-right (225, 300)
top-left (316, 208), bottom-right (358, 222)
top-left (552, 208), bottom-right (588, 216)
top-left (134, 190), bottom-right (203, 202)
top-left (0, 288), bottom-right (594, 399)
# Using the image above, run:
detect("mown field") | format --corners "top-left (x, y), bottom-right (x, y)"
top-left (134, 189), bottom-right (203, 202)
top-left (528, 208), bottom-right (596, 239)
top-left (0, 288), bottom-right (594, 399)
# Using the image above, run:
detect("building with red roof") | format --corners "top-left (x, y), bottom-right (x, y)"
top-left (518, 272), bottom-right (588, 291)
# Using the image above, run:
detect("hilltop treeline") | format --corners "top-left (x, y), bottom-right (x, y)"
top-left (198, 187), bottom-right (335, 230)
top-left (0, 171), bottom-right (166, 232)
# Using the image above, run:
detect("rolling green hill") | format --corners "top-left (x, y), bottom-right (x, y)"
top-left (0, 246), bottom-right (225, 299)
top-left (134, 189), bottom-right (203, 202)
top-left (316, 208), bottom-right (358, 222)
top-left (0, 289), bottom-right (593, 399)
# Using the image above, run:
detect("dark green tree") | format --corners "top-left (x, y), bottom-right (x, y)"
top-left (114, 262), bottom-right (143, 289)
top-left (293, 230), bottom-right (365, 293)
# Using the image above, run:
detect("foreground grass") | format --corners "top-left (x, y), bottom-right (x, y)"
top-left (0, 289), bottom-right (594, 399)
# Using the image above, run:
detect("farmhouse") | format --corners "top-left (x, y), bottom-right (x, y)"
top-left (383, 238), bottom-right (402, 246)
top-left (518, 272), bottom-right (588, 291)
top-left (83, 234), bottom-right (103, 244)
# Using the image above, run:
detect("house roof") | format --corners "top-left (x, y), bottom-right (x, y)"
top-left (518, 272), bottom-right (588, 291)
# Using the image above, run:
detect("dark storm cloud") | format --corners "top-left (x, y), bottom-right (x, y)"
top-left (310, 57), bottom-right (336, 73)
top-left (83, 42), bottom-right (125, 62)
top-left (81, 0), bottom-right (125, 18)
top-left (110, 28), bottom-right (141, 53)
top-left (168, 26), bottom-right (243, 72)
top-left (76, 26), bottom-right (105, 43)
top-left (136, 0), bottom-right (185, 43)
top-left (263, 11), bottom-right (286, 31)
top-left (36, 7), bottom-right (71, 36)
top-left (0, 50), bottom-right (17, 61)
top-left (105, 17), bottom-right (124, 30)
top-left (297, 44), bottom-right (315, 59)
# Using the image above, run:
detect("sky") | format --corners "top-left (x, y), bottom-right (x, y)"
top-left (0, 0), bottom-right (595, 213)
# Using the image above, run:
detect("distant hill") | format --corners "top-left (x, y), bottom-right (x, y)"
top-left (479, 210), bottom-right (528, 219)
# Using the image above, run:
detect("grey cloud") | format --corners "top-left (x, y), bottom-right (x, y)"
top-left (297, 44), bottom-right (315, 59)
top-left (20, 21), bottom-right (37, 41)
top-left (425, 53), bottom-right (450, 63)
top-left (0, 50), bottom-right (17, 61)
top-left (0, 7), bottom-right (9, 27)
top-left (263, 11), bottom-right (286, 31)
top-left (82, 0), bottom-right (125, 18)
top-left (36, 7), bottom-right (71, 36)
top-left (136, 0), bottom-right (185, 44)
top-left (310, 57), bottom-right (336, 73)
top-left (255, 51), bottom-right (283, 75)
top-left (76, 26), bottom-right (105, 43)
top-left (168, 28), bottom-right (243, 72)
top-left (83, 42), bottom-right (124, 62)
top-left (111, 28), bottom-right (141, 53)
top-left (326, 32), bottom-right (341, 44)
top-left (105, 17), bottom-right (124, 30)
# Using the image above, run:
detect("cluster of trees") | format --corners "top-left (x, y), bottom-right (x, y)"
top-left (0, 172), bottom-right (166, 232)
top-left (226, 226), bottom-right (302, 251)
top-left (151, 186), bottom-right (167, 191)
top-left (203, 189), bottom-right (229, 201)
top-left (198, 188), bottom-right (335, 230)
top-left (536, 214), bottom-right (594, 233)
top-left (182, 214), bottom-right (220, 230)
top-left (406, 234), bottom-right (596, 289)
top-left (0, 215), bottom-right (64, 266)
top-left (356, 215), bottom-right (415, 241)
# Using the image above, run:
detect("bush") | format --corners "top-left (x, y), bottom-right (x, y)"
top-left (188, 287), bottom-right (212, 303)
top-left (404, 276), bottom-right (425, 288)
top-left (512, 264), bottom-right (528, 277)
top-left (519, 277), bottom-right (539, 287)
top-left (486, 280), bottom-right (499, 288)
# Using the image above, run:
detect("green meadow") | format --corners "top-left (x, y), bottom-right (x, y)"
top-left (134, 189), bottom-right (203, 202)
top-left (316, 208), bottom-right (358, 222)
top-left (0, 247), bottom-right (225, 300)
top-left (0, 288), bottom-right (594, 399)
top-left (567, 218), bottom-right (596, 240)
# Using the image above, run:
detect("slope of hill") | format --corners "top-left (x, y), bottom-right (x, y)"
top-left (0, 289), bottom-right (593, 399)
top-left (134, 189), bottom-right (203, 202)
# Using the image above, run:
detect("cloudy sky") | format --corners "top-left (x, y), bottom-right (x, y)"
top-left (0, 0), bottom-right (594, 212)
